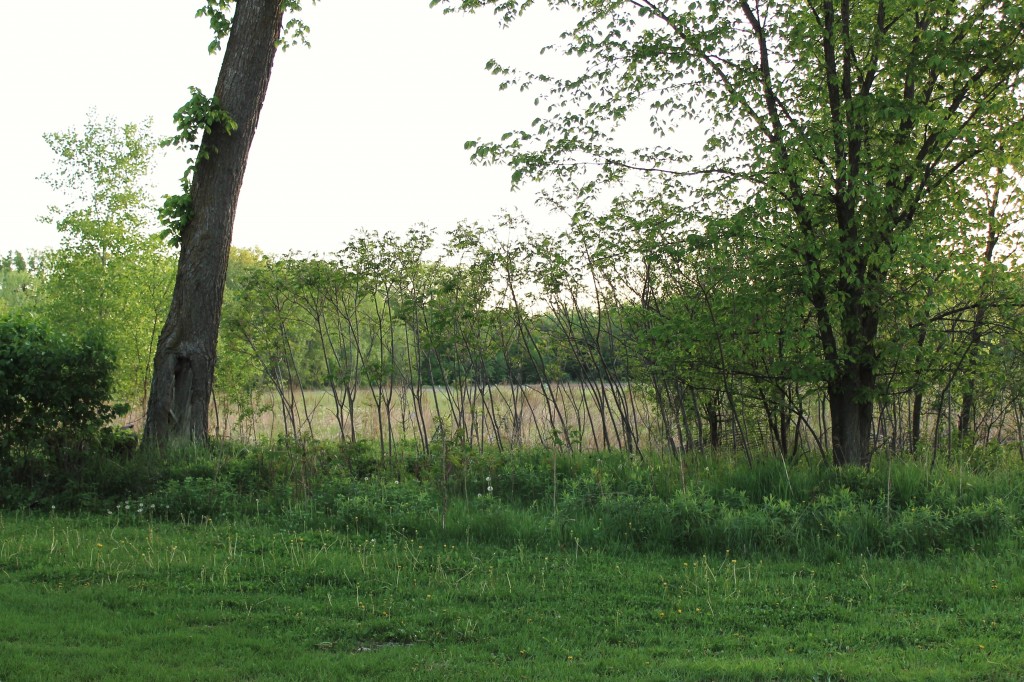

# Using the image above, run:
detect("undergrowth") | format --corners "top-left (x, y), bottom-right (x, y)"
top-left (4, 438), bottom-right (1021, 559)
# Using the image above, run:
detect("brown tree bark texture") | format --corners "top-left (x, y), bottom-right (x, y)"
top-left (144, 0), bottom-right (283, 446)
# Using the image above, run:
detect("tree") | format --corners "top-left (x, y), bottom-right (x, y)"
top-left (0, 251), bottom-right (42, 313)
top-left (436, 0), bottom-right (1024, 465)
top-left (144, 0), bottom-right (312, 447)
top-left (37, 113), bottom-right (173, 408)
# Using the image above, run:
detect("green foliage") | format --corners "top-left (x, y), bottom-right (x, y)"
top-left (144, 476), bottom-right (240, 520)
top-left (433, 0), bottom-right (1024, 466)
top-left (0, 251), bottom-right (42, 313)
top-left (196, 0), bottom-right (318, 54)
top-left (278, 0), bottom-right (317, 51)
top-left (164, 86), bottom-right (238, 152)
top-left (7, 432), bottom-right (1023, 559)
top-left (327, 482), bottom-right (438, 536)
top-left (37, 113), bottom-right (174, 407)
top-left (195, 0), bottom-right (233, 53)
top-left (158, 86), bottom-right (238, 247)
top-left (0, 314), bottom-right (126, 465)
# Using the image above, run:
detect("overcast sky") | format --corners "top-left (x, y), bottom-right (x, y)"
top-left (0, 0), bottom-right (578, 255)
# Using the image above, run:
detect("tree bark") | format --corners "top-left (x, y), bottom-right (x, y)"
top-left (144, 0), bottom-right (283, 447)
top-left (828, 362), bottom-right (874, 467)
top-left (911, 390), bottom-right (924, 452)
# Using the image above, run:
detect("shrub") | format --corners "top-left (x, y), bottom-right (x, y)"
top-left (0, 314), bottom-right (124, 461)
top-left (0, 315), bottom-right (138, 508)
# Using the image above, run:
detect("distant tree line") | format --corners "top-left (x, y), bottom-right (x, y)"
top-left (5, 41), bottom-right (1024, 471)
top-left (208, 212), bottom-right (1024, 470)
top-left (6, 195), bottom-right (1024, 471)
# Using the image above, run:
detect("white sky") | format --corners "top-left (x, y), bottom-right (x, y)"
top-left (0, 0), bottom-right (579, 255)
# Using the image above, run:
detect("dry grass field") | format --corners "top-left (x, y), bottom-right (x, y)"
top-left (209, 382), bottom-right (672, 454)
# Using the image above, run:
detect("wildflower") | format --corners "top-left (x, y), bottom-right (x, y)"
top-left (485, 476), bottom-right (491, 482)
top-left (487, 486), bottom-right (494, 493)
top-left (96, 543), bottom-right (104, 548)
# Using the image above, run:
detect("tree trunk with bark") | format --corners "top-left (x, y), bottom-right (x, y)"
top-left (828, 362), bottom-right (875, 467)
top-left (144, 0), bottom-right (283, 447)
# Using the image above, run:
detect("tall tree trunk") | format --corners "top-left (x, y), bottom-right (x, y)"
top-left (911, 390), bottom-right (924, 453)
top-left (828, 361), bottom-right (874, 467)
top-left (144, 0), bottom-right (283, 447)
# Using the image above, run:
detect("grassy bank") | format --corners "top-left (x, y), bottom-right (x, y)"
top-left (5, 441), bottom-right (1024, 558)
top-left (1, 511), bottom-right (1022, 681)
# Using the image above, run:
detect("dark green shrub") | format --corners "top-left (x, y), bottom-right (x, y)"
top-left (338, 439), bottom-right (379, 479)
top-left (0, 315), bottom-right (138, 508)
top-left (591, 494), bottom-right (672, 550)
top-left (0, 314), bottom-right (123, 460)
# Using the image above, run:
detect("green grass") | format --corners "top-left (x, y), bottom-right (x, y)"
top-left (4, 443), bottom-right (1024, 679)
top-left (2, 511), bottom-right (1023, 681)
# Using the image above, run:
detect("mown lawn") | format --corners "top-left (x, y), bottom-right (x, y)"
top-left (1, 512), bottom-right (1022, 681)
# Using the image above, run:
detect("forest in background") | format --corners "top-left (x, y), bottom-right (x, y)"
top-left (2, 112), bottom-right (1022, 473)
top-left (4, 0), bottom-right (1024, 474)
top-left (4, 4), bottom-right (1024, 677)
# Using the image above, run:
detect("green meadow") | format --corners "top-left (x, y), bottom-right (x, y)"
top-left (2, 455), bottom-right (1023, 681)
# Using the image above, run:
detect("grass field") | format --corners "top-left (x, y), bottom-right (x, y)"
top-left (208, 383), bottom-right (676, 454)
top-left (2, 508), bottom-right (1022, 681)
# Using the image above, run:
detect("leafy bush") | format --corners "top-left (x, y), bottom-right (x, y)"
top-left (0, 315), bottom-right (124, 459)
top-left (0, 315), bottom-right (138, 508)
